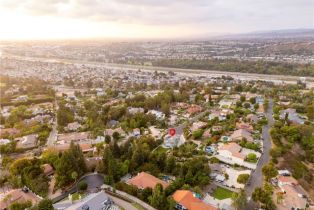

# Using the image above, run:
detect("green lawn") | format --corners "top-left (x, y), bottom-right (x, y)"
top-left (212, 187), bottom-right (235, 200)
top-left (71, 192), bottom-right (84, 201)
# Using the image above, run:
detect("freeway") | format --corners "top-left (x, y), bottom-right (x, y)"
top-left (5, 54), bottom-right (314, 85)
top-left (245, 99), bottom-right (274, 209)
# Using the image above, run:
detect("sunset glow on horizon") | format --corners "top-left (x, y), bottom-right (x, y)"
top-left (0, 0), bottom-right (313, 40)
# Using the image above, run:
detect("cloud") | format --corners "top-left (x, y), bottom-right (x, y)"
top-left (1, 0), bottom-right (313, 32)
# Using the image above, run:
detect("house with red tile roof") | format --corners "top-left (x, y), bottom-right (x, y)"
top-left (127, 172), bottom-right (169, 190)
top-left (278, 175), bottom-right (298, 187)
top-left (187, 105), bottom-right (202, 115)
top-left (235, 122), bottom-right (253, 132)
top-left (172, 190), bottom-right (217, 210)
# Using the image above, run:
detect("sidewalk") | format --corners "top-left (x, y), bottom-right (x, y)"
top-left (102, 184), bottom-right (157, 210)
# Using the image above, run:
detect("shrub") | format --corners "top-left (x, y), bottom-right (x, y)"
top-left (237, 174), bottom-right (250, 184)
top-left (78, 181), bottom-right (88, 191)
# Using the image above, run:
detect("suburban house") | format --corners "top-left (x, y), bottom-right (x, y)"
top-left (42, 163), bottom-right (54, 176)
top-left (104, 127), bottom-right (126, 138)
top-left (208, 110), bottom-right (225, 121)
top-left (256, 95), bottom-right (264, 104)
top-left (235, 122), bottom-right (253, 132)
top-left (50, 143), bottom-right (94, 153)
top-left (127, 172), bottom-right (169, 190)
top-left (190, 121), bottom-right (207, 132)
top-left (147, 110), bottom-right (165, 120)
top-left (128, 107), bottom-right (145, 115)
top-left (279, 108), bottom-right (305, 125)
top-left (163, 134), bottom-right (185, 149)
top-left (0, 128), bottom-right (20, 138)
top-left (212, 126), bottom-right (222, 132)
top-left (172, 190), bottom-right (218, 210)
top-left (216, 142), bottom-right (261, 169)
top-left (0, 138), bottom-right (11, 145)
top-left (277, 175), bottom-right (298, 187)
top-left (66, 122), bottom-right (82, 131)
top-left (0, 189), bottom-right (41, 210)
top-left (53, 191), bottom-right (113, 210)
top-left (277, 185), bottom-right (307, 210)
top-left (132, 128), bottom-right (141, 137)
top-left (274, 174), bottom-right (308, 210)
top-left (187, 105), bottom-right (202, 115)
top-left (57, 132), bottom-right (90, 144)
top-left (15, 134), bottom-right (38, 149)
top-left (149, 126), bottom-right (163, 139)
top-left (246, 114), bottom-right (259, 124)
top-left (219, 99), bottom-right (234, 108)
top-left (230, 129), bottom-right (253, 142)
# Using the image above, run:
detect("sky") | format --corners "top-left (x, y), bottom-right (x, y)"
top-left (0, 0), bottom-right (313, 40)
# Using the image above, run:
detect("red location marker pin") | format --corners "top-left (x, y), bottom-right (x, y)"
top-left (169, 128), bottom-right (176, 136)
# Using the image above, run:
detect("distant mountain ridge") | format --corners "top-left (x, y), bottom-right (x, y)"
top-left (218, 28), bottom-right (314, 39)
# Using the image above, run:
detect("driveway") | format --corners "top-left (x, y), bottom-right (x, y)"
top-left (79, 173), bottom-right (104, 193)
top-left (245, 99), bottom-right (274, 209)
top-left (52, 173), bottom-right (105, 203)
top-left (107, 195), bottom-right (138, 210)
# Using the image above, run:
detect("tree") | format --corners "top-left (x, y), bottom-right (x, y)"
top-left (262, 163), bottom-right (278, 181)
top-left (252, 187), bottom-right (276, 210)
top-left (69, 141), bottom-right (87, 175)
top-left (240, 95), bottom-right (246, 102)
top-left (103, 147), bottom-right (118, 185)
top-left (165, 156), bottom-right (176, 174)
top-left (37, 199), bottom-right (53, 210)
top-left (112, 132), bottom-right (120, 141)
top-left (71, 171), bottom-right (78, 183)
top-left (9, 158), bottom-right (33, 176)
top-left (55, 151), bottom-right (77, 187)
top-left (306, 103), bottom-right (314, 120)
top-left (9, 201), bottom-right (32, 210)
top-left (105, 135), bottom-right (111, 144)
top-left (232, 189), bottom-right (247, 210)
top-left (224, 173), bottom-right (229, 180)
top-left (111, 141), bottom-right (121, 158)
top-left (192, 129), bottom-right (204, 139)
top-left (21, 165), bottom-right (49, 197)
top-left (249, 97), bottom-right (256, 104)
top-left (237, 174), bottom-right (250, 184)
top-left (149, 184), bottom-right (167, 210)
top-left (57, 104), bottom-right (74, 127)
top-left (161, 102), bottom-right (170, 116)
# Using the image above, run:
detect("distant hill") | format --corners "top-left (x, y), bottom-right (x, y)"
top-left (219, 28), bottom-right (314, 39)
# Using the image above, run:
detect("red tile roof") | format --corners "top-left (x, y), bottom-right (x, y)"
top-left (127, 172), bottom-right (169, 190)
top-left (173, 190), bottom-right (217, 210)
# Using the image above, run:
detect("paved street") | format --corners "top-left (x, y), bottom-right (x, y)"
top-left (245, 99), bottom-right (274, 209)
top-left (175, 107), bottom-right (209, 135)
top-left (47, 98), bottom-right (58, 146)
